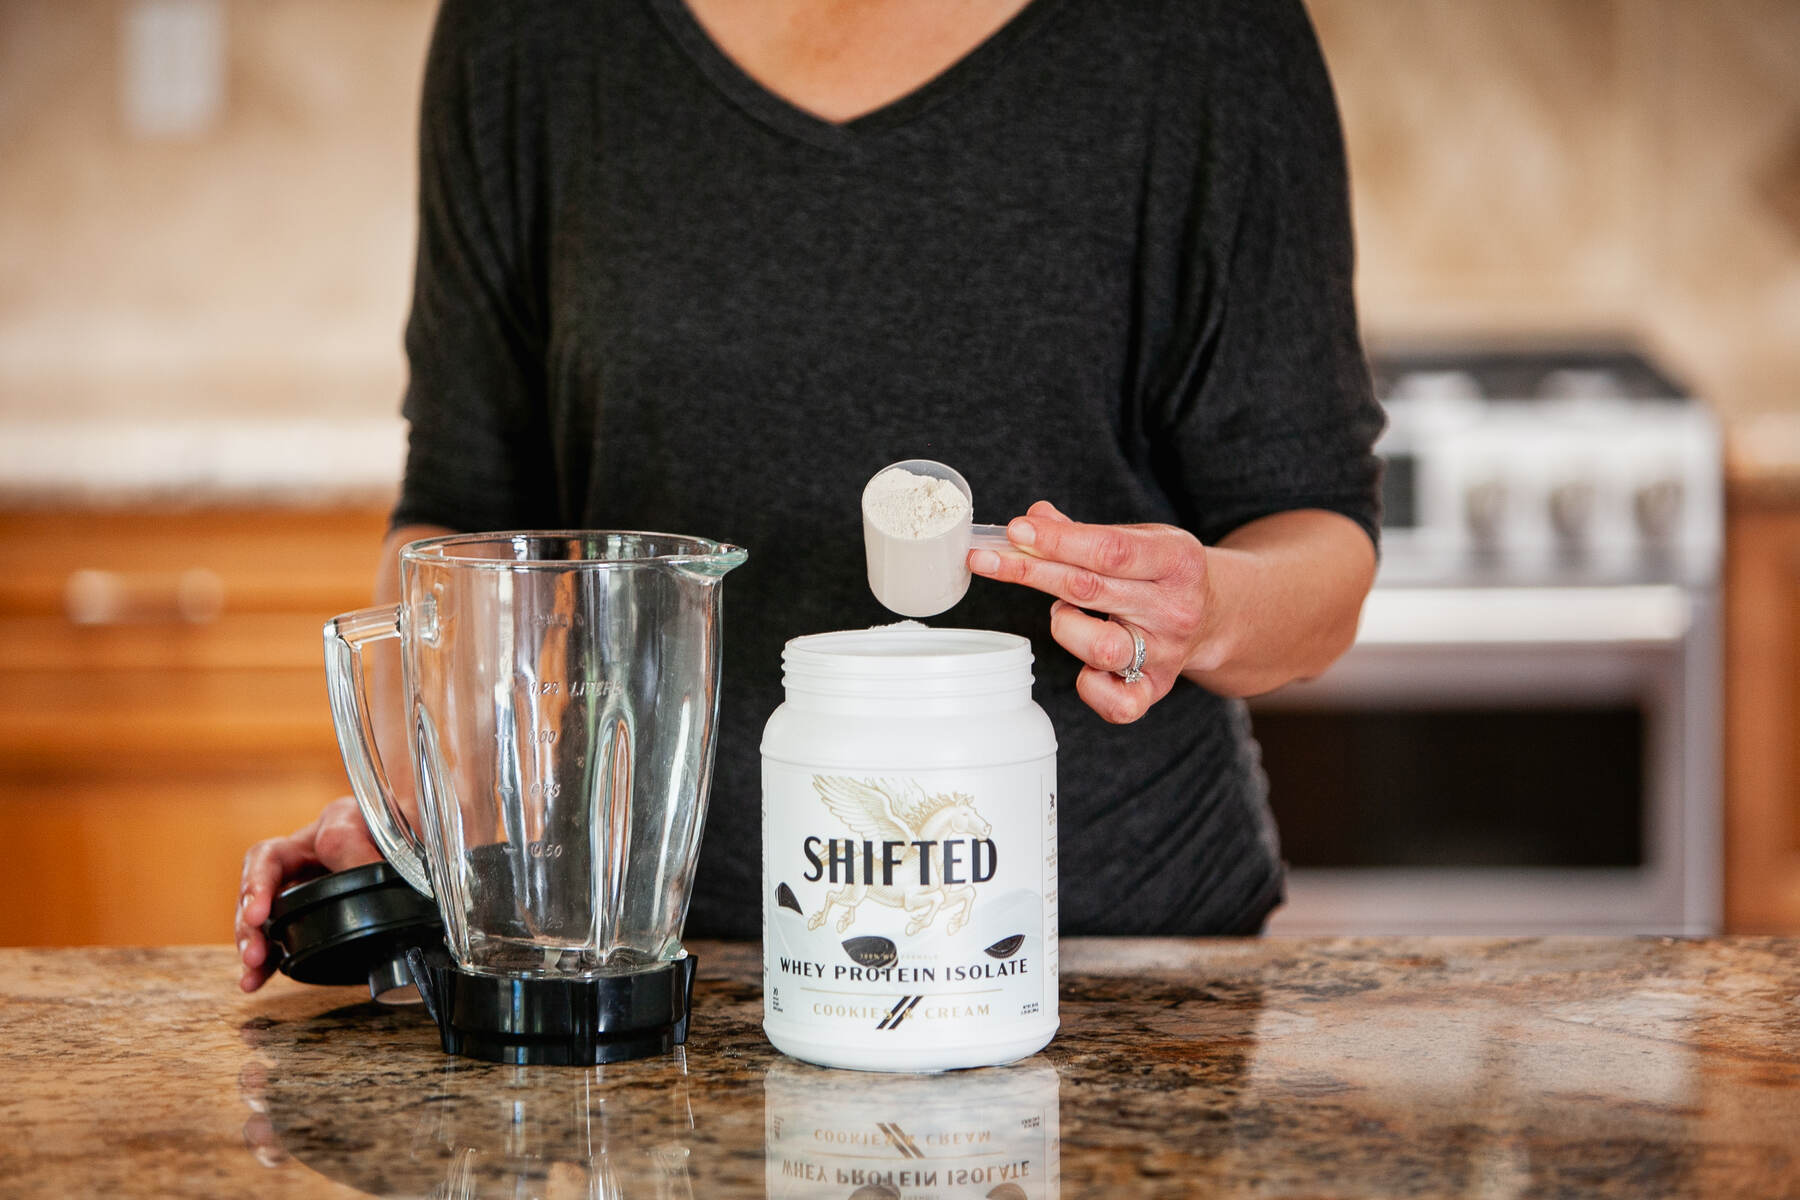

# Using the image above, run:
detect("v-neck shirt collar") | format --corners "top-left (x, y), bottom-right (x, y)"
top-left (645, 0), bottom-right (1069, 150)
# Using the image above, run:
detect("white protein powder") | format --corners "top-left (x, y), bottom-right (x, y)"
top-left (862, 468), bottom-right (971, 540)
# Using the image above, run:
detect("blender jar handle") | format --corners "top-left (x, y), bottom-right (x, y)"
top-left (323, 604), bottom-right (434, 897)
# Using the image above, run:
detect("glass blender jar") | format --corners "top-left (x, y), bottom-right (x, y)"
top-left (321, 530), bottom-right (746, 1065)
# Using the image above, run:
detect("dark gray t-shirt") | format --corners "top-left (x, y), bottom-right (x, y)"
top-left (393, 0), bottom-right (1383, 938)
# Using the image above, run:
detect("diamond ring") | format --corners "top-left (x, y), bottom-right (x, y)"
top-left (1116, 621), bottom-right (1147, 684)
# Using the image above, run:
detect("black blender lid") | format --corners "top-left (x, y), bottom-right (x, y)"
top-left (263, 862), bottom-right (444, 999)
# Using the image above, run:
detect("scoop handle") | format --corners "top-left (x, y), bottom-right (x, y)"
top-left (969, 523), bottom-right (1013, 550)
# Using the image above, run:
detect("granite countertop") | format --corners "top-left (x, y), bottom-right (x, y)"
top-left (2, 938), bottom-right (1798, 1198)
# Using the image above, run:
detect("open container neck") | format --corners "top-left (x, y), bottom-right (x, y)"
top-left (780, 626), bottom-right (1036, 703)
top-left (400, 530), bottom-right (748, 573)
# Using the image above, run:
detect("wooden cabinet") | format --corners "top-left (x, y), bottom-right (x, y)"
top-left (1724, 493), bottom-right (1800, 931)
top-left (0, 505), bottom-right (390, 945)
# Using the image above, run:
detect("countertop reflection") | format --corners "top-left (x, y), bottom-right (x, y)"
top-left (2, 938), bottom-right (1798, 1197)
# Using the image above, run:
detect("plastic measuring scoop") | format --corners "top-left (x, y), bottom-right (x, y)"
top-left (862, 459), bottom-right (1012, 618)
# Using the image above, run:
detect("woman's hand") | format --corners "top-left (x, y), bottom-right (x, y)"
top-left (967, 502), bottom-right (1376, 721)
top-left (234, 796), bottom-right (382, 993)
top-left (967, 501), bottom-right (1218, 724)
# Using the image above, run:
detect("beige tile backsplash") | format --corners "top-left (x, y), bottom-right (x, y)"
top-left (1320, 0), bottom-right (1800, 418)
top-left (2, 0), bottom-right (1797, 438)
top-left (0, 0), bottom-right (430, 423)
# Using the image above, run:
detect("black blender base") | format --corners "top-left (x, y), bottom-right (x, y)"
top-left (404, 947), bottom-right (697, 1066)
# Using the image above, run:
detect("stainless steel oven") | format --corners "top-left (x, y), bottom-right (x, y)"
top-left (1254, 347), bottom-right (1723, 935)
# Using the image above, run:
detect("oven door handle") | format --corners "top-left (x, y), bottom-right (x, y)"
top-left (1353, 585), bottom-right (1692, 648)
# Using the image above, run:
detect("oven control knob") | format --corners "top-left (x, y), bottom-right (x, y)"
top-left (1548, 480), bottom-right (1596, 550)
top-left (1634, 478), bottom-right (1686, 542)
top-left (1464, 479), bottom-right (1508, 551)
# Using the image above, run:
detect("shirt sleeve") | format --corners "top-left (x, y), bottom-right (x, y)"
top-left (1144, 0), bottom-right (1384, 551)
top-left (391, 0), bottom-right (560, 533)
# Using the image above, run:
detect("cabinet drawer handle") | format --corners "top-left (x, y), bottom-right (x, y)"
top-left (63, 567), bottom-right (227, 626)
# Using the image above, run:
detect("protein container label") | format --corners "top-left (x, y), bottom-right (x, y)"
top-left (762, 760), bottom-right (1058, 1058)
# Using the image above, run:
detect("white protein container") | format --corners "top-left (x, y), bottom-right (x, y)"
top-left (761, 626), bottom-right (1058, 1072)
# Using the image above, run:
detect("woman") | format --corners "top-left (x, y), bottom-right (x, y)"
top-left (236, 0), bottom-right (1381, 991)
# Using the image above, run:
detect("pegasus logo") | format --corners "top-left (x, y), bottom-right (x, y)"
top-left (802, 776), bottom-right (995, 937)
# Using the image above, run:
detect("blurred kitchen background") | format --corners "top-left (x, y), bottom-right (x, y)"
top-left (2, 0), bottom-right (1798, 945)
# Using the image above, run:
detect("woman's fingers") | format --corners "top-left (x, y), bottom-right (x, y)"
top-left (1075, 662), bottom-right (1158, 725)
top-left (973, 542), bottom-right (1131, 609)
top-left (311, 796), bottom-right (384, 871)
top-left (973, 517), bottom-right (1200, 615)
top-left (238, 833), bottom-right (312, 992)
top-left (1048, 601), bottom-right (1164, 724)
top-left (238, 829), bottom-right (316, 937)
top-left (235, 797), bottom-right (380, 992)
top-left (1048, 600), bottom-right (1142, 676)
top-left (1008, 509), bottom-right (1198, 585)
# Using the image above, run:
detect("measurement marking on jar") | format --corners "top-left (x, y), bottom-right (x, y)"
top-left (501, 729), bottom-right (561, 745)
top-left (518, 678), bottom-right (623, 697)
